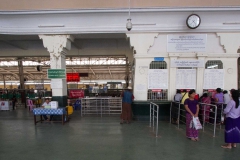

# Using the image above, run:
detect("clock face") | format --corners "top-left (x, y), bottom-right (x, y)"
top-left (186, 14), bottom-right (201, 29)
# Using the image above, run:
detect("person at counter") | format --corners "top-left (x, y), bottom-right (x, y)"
top-left (214, 88), bottom-right (224, 103)
top-left (172, 90), bottom-right (182, 124)
top-left (120, 86), bottom-right (134, 124)
top-left (41, 98), bottom-right (53, 121)
top-left (181, 90), bottom-right (189, 104)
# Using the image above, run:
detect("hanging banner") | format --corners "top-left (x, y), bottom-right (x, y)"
top-left (67, 73), bottom-right (80, 82)
top-left (171, 60), bottom-right (204, 68)
top-left (68, 90), bottom-right (85, 98)
top-left (167, 34), bottom-right (207, 52)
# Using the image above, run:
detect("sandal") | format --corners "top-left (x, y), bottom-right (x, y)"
top-left (221, 145), bottom-right (232, 149)
top-left (232, 144), bottom-right (237, 148)
top-left (195, 138), bottom-right (199, 141)
top-left (190, 138), bottom-right (196, 141)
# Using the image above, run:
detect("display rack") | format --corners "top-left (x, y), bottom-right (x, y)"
top-left (81, 97), bottom-right (122, 116)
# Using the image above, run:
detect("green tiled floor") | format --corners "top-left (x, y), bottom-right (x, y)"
top-left (0, 108), bottom-right (239, 160)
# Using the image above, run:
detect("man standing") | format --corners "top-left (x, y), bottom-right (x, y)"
top-left (120, 86), bottom-right (134, 124)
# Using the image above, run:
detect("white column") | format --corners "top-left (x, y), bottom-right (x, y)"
top-left (39, 35), bottom-right (74, 106)
top-left (126, 33), bottom-right (158, 101)
top-left (196, 54), bottom-right (207, 96)
top-left (133, 58), bottom-right (152, 100)
top-left (168, 56), bottom-right (177, 100)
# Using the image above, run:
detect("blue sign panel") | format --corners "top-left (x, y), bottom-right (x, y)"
top-left (154, 57), bottom-right (164, 61)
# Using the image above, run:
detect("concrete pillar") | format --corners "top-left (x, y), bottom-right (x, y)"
top-left (126, 33), bottom-right (158, 100)
top-left (39, 35), bottom-right (74, 107)
top-left (18, 60), bottom-right (25, 89)
top-left (196, 54), bottom-right (207, 96)
top-left (168, 56), bottom-right (177, 100)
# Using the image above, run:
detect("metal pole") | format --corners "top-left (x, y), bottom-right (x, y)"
top-left (156, 106), bottom-right (159, 137)
top-left (3, 75), bottom-right (6, 89)
top-left (153, 105), bottom-right (155, 132)
top-left (170, 102), bottom-right (172, 123)
top-left (150, 103), bottom-right (152, 127)
top-left (220, 103), bottom-right (224, 130)
top-left (177, 103), bottom-right (180, 129)
top-left (18, 60), bottom-right (25, 89)
top-left (203, 104), bottom-right (206, 132)
top-left (101, 99), bottom-right (102, 117)
top-left (213, 105), bottom-right (217, 137)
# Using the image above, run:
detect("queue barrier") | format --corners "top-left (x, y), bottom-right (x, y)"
top-left (150, 102), bottom-right (159, 137)
top-left (170, 101), bottom-right (220, 137)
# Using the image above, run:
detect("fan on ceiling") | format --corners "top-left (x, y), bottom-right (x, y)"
top-left (126, 0), bottom-right (156, 31)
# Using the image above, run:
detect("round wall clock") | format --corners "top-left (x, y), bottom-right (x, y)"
top-left (186, 14), bottom-right (201, 29)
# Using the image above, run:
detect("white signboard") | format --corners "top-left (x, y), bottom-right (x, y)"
top-left (167, 34), bottom-right (207, 52)
top-left (51, 79), bottom-right (63, 89)
top-left (171, 60), bottom-right (204, 68)
top-left (50, 101), bottom-right (59, 109)
top-left (148, 69), bottom-right (168, 89)
top-left (176, 69), bottom-right (196, 89)
top-left (203, 69), bottom-right (224, 89)
top-left (35, 84), bottom-right (44, 89)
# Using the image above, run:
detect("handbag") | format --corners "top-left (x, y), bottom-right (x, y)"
top-left (192, 117), bottom-right (202, 130)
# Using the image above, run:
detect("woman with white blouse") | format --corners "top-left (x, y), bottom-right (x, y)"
top-left (221, 90), bottom-right (240, 149)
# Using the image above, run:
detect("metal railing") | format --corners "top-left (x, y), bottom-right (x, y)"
top-left (147, 90), bottom-right (168, 101)
top-left (81, 97), bottom-right (122, 117)
top-left (170, 101), bottom-right (219, 137)
top-left (150, 102), bottom-right (159, 137)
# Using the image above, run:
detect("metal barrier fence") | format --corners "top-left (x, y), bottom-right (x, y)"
top-left (147, 90), bottom-right (168, 101)
top-left (170, 101), bottom-right (220, 137)
top-left (150, 102), bottom-right (159, 137)
top-left (81, 97), bottom-right (122, 117)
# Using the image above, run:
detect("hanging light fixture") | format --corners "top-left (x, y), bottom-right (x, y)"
top-left (126, 0), bottom-right (132, 31)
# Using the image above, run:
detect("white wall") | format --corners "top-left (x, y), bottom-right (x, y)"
top-left (131, 32), bottom-right (240, 101)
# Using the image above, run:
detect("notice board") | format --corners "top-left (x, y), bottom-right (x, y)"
top-left (176, 69), bottom-right (196, 89)
top-left (203, 69), bottom-right (224, 89)
top-left (148, 69), bottom-right (168, 89)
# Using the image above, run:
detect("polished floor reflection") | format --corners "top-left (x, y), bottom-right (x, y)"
top-left (0, 108), bottom-right (239, 160)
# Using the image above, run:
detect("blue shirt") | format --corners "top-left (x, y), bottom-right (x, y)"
top-left (122, 91), bottom-right (133, 104)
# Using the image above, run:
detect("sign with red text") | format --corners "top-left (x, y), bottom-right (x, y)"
top-left (69, 90), bottom-right (84, 98)
top-left (67, 73), bottom-right (80, 82)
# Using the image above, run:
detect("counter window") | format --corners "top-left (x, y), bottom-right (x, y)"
top-left (148, 61), bottom-right (168, 101)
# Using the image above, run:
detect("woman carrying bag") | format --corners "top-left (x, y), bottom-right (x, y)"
top-left (184, 89), bottom-right (200, 141)
top-left (221, 90), bottom-right (240, 149)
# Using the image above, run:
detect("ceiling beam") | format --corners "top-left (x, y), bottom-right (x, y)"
top-left (89, 67), bottom-right (95, 75)
top-left (108, 67), bottom-right (112, 78)
top-left (0, 40), bottom-right (28, 50)
top-left (0, 68), bottom-right (19, 79)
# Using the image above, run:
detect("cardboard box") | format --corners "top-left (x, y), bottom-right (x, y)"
top-left (44, 105), bottom-right (51, 109)
top-left (51, 101), bottom-right (58, 109)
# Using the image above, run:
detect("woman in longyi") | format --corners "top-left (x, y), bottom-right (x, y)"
top-left (221, 90), bottom-right (240, 149)
top-left (184, 89), bottom-right (200, 141)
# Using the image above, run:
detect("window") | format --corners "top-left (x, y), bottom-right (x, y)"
top-left (205, 60), bottom-right (223, 69)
